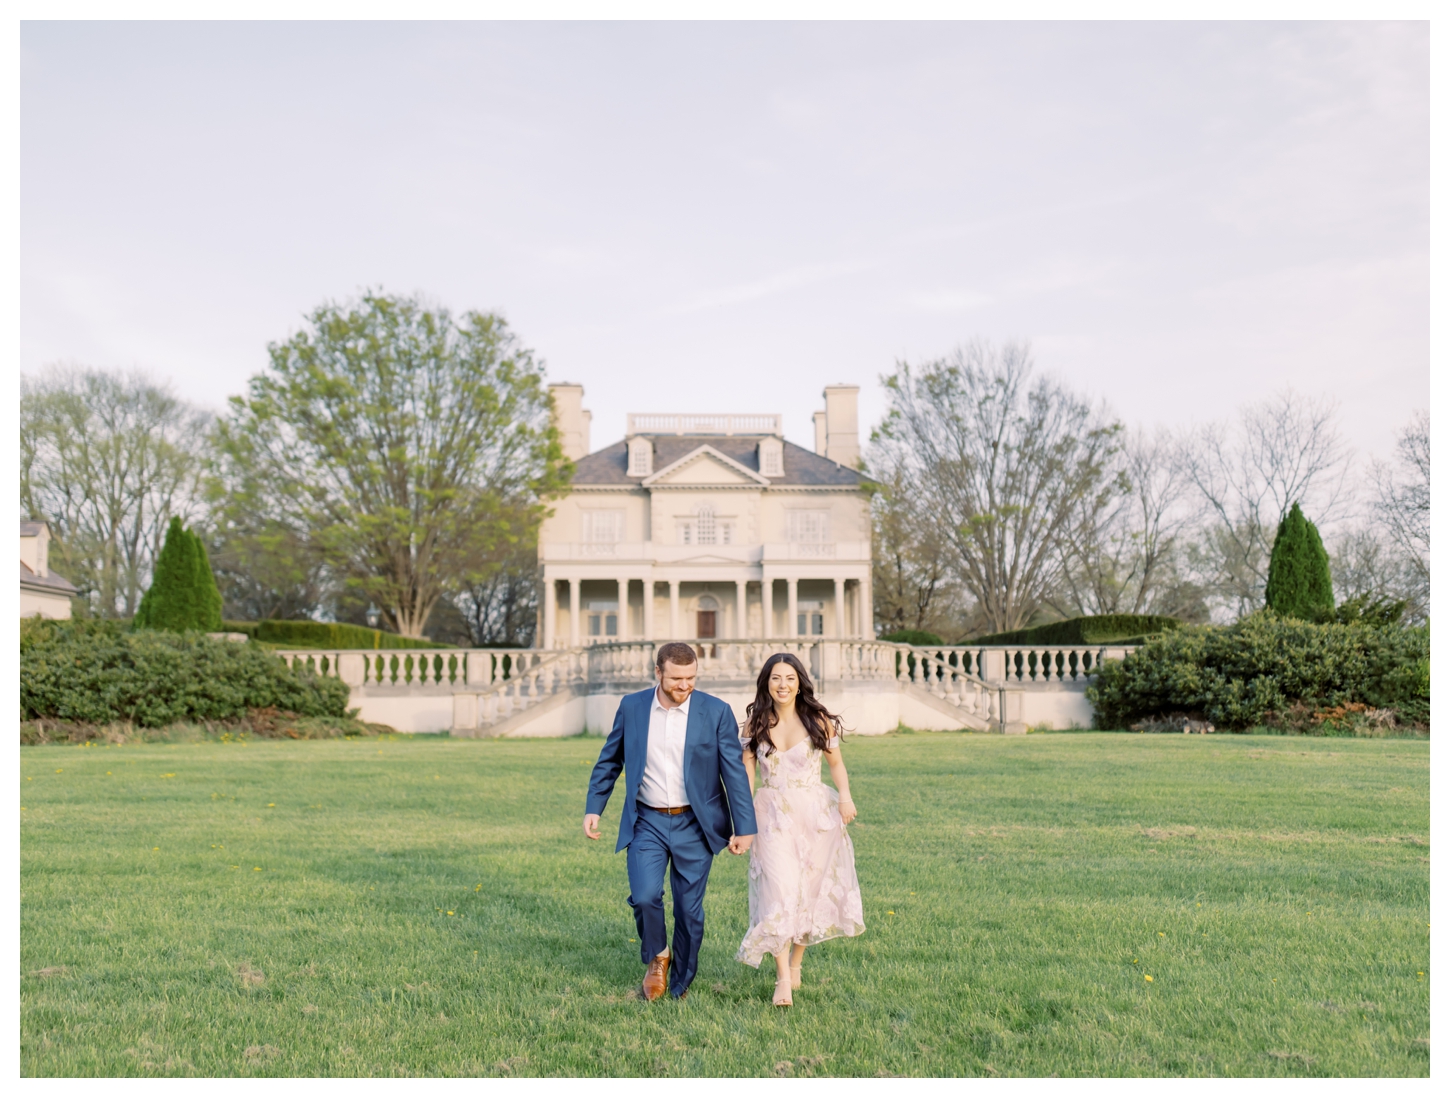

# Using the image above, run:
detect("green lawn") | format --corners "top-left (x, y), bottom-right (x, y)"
top-left (20, 731), bottom-right (1430, 1077)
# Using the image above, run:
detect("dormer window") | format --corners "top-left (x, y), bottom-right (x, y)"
top-left (627, 438), bottom-right (654, 477)
top-left (758, 437), bottom-right (784, 477)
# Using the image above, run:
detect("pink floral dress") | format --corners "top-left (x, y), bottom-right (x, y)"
top-left (736, 735), bottom-right (865, 967)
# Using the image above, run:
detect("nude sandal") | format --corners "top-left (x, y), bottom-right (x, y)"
top-left (773, 975), bottom-right (793, 1007)
top-left (789, 962), bottom-right (802, 990)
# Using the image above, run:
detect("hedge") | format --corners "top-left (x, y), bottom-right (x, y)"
top-left (971, 614), bottom-right (1181, 647)
top-left (21, 618), bottom-right (350, 727)
top-left (252, 620), bottom-right (448, 650)
top-left (1086, 611), bottom-right (1429, 730)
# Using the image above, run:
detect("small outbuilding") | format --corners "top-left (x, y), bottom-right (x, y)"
top-left (20, 520), bottom-right (77, 619)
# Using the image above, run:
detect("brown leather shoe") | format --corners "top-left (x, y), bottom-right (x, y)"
top-left (642, 953), bottom-right (670, 1001)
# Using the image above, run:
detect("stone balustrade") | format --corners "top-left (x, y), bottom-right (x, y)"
top-left (276, 638), bottom-right (1138, 735)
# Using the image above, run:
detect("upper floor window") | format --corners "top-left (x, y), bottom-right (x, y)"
top-left (582, 510), bottom-right (623, 544)
top-left (627, 438), bottom-right (653, 477)
top-left (677, 504), bottom-right (733, 546)
top-left (787, 510), bottom-right (829, 544)
top-left (758, 437), bottom-right (784, 477)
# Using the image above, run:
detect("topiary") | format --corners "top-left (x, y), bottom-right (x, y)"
top-left (133, 517), bottom-right (223, 632)
top-left (1264, 502), bottom-right (1334, 621)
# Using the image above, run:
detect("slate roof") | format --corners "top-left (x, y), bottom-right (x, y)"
top-left (572, 436), bottom-right (865, 487)
top-left (20, 560), bottom-right (77, 595)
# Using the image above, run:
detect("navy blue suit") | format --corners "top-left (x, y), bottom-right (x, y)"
top-left (586, 687), bottom-right (758, 997)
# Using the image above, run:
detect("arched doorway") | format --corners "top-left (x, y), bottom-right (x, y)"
top-left (696, 594), bottom-right (718, 639)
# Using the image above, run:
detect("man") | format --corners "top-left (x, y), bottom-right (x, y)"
top-left (584, 642), bottom-right (757, 1001)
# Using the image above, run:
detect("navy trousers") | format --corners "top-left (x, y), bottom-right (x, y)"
top-left (626, 806), bottom-right (714, 997)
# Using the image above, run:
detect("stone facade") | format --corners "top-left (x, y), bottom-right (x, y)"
top-left (536, 385), bottom-right (872, 649)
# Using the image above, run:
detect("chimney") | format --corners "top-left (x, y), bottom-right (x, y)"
top-left (821, 384), bottom-right (860, 467)
top-left (549, 383), bottom-right (592, 462)
top-left (20, 521), bottom-right (50, 577)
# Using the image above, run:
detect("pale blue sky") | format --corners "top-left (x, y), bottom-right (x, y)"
top-left (20, 20), bottom-right (1428, 463)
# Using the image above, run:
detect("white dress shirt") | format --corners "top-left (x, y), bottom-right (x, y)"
top-left (638, 688), bottom-right (692, 808)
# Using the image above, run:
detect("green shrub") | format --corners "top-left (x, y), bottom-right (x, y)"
top-left (253, 620), bottom-right (447, 650)
top-left (880, 629), bottom-right (946, 646)
top-left (21, 618), bottom-right (349, 727)
top-left (1087, 611), bottom-right (1430, 730)
top-left (133, 518), bottom-right (223, 632)
top-left (971, 614), bottom-right (1181, 646)
top-left (1264, 502), bottom-right (1334, 620)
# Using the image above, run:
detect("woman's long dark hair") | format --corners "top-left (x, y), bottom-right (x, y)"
top-left (743, 652), bottom-right (844, 756)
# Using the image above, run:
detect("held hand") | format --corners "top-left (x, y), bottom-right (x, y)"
top-left (838, 798), bottom-right (857, 826)
top-left (728, 834), bottom-right (755, 855)
top-left (583, 813), bottom-right (602, 841)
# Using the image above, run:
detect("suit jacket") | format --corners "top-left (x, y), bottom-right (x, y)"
top-left (586, 687), bottom-right (758, 855)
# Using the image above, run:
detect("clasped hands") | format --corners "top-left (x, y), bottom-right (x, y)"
top-left (582, 813), bottom-right (754, 855)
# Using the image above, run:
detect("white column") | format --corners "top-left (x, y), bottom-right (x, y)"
top-left (834, 577), bottom-right (846, 638)
top-left (568, 577), bottom-right (581, 647)
top-left (543, 576), bottom-right (557, 649)
top-left (760, 576), bottom-right (772, 639)
top-left (735, 579), bottom-right (748, 639)
top-left (787, 578), bottom-right (799, 639)
top-left (617, 578), bottom-right (629, 639)
top-left (643, 577), bottom-right (656, 641)
top-left (669, 580), bottom-right (680, 639)
top-left (860, 573), bottom-right (872, 638)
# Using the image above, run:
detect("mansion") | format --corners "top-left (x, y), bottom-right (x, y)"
top-left (538, 384), bottom-right (872, 648)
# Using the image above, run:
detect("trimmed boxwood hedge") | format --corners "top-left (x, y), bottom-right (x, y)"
top-left (1086, 611), bottom-right (1429, 730)
top-left (21, 619), bottom-right (350, 727)
top-left (251, 620), bottom-right (448, 650)
top-left (971, 614), bottom-right (1181, 647)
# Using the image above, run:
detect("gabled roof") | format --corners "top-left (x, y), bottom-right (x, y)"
top-left (642, 444), bottom-right (771, 488)
top-left (571, 436), bottom-right (865, 487)
top-left (20, 560), bottom-right (77, 595)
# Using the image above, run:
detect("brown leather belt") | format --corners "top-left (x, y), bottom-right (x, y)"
top-left (642, 804), bottom-right (690, 815)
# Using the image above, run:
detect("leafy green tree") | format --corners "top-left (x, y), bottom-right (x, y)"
top-left (134, 517), bottom-right (222, 631)
top-left (211, 292), bottom-right (568, 637)
top-left (1263, 502), bottom-right (1334, 620)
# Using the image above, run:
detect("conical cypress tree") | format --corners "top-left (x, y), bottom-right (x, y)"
top-left (191, 530), bottom-right (224, 631)
top-left (133, 517), bottom-right (221, 631)
top-left (1264, 501), bottom-right (1335, 620)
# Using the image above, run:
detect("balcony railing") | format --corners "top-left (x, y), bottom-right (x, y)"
top-left (627, 413), bottom-right (782, 436)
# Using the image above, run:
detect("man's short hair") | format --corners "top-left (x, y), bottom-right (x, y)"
top-left (655, 642), bottom-right (699, 670)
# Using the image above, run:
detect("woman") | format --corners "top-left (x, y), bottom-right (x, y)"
top-left (736, 652), bottom-right (864, 1006)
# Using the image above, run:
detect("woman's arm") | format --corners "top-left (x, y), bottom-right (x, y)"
top-left (824, 746), bottom-right (856, 825)
top-left (743, 750), bottom-right (756, 796)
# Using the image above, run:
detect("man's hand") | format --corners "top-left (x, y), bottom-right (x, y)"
top-left (583, 813), bottom-right (602, 841)
top-left (727, 834), bottom-right (755, 855)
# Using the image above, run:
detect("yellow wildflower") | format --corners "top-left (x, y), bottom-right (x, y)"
top-left (1144, 975), bottom-right (1153, 982)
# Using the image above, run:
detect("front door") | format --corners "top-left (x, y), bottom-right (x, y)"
top-left (696, 610), bottom-right (716, 638)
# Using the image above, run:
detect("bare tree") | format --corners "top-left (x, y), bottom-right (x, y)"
top-left (20, 366), bottom-right (211, 616)
top-left (452, 542), bottom-right (539, 647)
top-left (1051, 427), bottom-right (1206, 619)
top-left (1183, 390), bottom-right (1353, 619)
top-left (1373, 410), bottom-right (1429, 611)
top-left (875, 340), bottom-right (1122, 634)
top-left (867, 461), bottom-right (969, 637)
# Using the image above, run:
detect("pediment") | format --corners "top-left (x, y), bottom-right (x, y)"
top-left (642, 445), bottom-right (770, 488)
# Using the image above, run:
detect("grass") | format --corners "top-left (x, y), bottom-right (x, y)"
top-left (20, 730), bottom-right (1429, 1077)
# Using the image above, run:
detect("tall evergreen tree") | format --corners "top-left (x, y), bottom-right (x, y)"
top-left (1264, 501), bottom-right (1334, 620)
top-left (192, 532), bottom-right (224, 631)
top-left (133, 517), bottom-right (222, 631)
